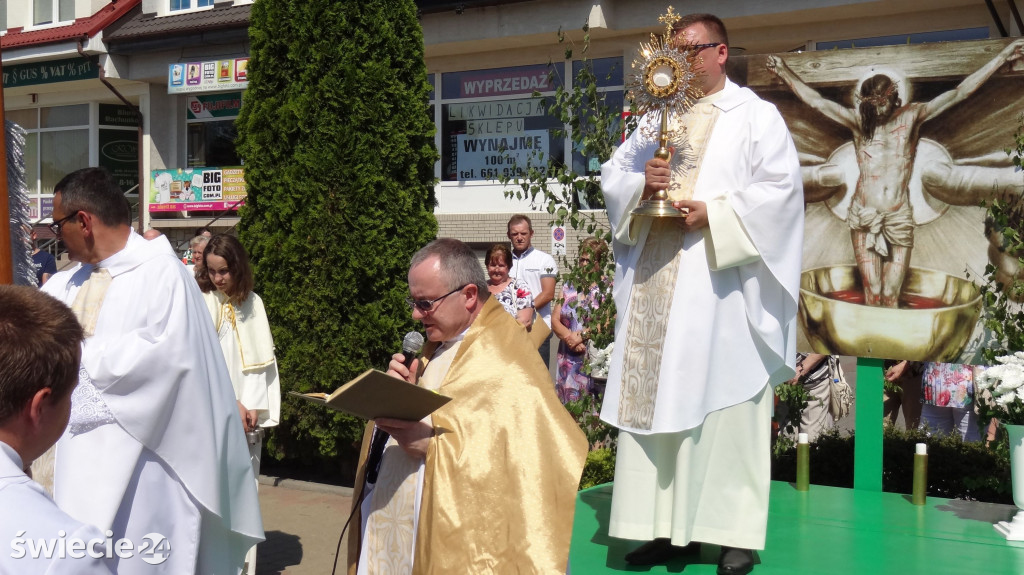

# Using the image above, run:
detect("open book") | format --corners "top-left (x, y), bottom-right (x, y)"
top-left (289, 368), bottom-right (451, 421)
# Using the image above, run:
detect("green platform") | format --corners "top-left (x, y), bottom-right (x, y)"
top-left (571, 482), bottom-right (1024, 574)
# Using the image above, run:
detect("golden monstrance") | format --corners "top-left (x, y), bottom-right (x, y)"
top-left (628, 7), bottom-right (706, 217)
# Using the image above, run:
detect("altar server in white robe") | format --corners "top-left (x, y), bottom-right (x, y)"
top-left (599, 14), bottom-right (803, 575)
top-left (41, 167), bottom-right (264, 574)
top-left (198, 234), bottom-right (281, 575)
top-left (0, 285), bottom-right (113, 575)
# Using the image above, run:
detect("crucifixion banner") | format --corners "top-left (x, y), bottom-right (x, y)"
top-left (734, 38), bottom-right (1024, 364)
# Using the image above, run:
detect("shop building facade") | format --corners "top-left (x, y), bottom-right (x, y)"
top-left (2, 0), bottom-right (1018, 257)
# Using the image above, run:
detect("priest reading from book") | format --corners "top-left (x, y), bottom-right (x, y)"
top-left (347, 238), bottom-right (588, 574)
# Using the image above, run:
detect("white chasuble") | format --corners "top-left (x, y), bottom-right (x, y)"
top-left (43, 231), bottom-right (263, 574)
top-left (358, 338), bottom-right (462, 575)
top-left (616, 103), bottom-right (718, 430)
top-left (600, 80), bottom-right (805, 435)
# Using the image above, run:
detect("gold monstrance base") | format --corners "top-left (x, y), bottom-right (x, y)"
top-left (633, 195), bottom-right (686, 218)
top-left (632, 141), bottom-right (686, 218)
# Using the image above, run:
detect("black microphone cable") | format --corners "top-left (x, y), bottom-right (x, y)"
top-left (330, 331), bottom-right (424, 575)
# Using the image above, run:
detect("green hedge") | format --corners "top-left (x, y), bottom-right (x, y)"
top-left (237, 0), bottom-right (438, 480)
top-left (582, 426), bottom-right (1013, 503)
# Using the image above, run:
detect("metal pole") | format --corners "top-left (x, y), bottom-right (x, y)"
top-left (0, 52), bottom-right (13, 285)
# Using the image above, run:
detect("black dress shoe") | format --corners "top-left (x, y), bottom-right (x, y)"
top-left (625, 538), bottom-right (701, 565)
top-left (717, 546), bottom-right (755, 575)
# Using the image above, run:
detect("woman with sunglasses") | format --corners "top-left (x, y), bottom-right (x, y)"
top-left (196, 234), bottom-right (280, 572)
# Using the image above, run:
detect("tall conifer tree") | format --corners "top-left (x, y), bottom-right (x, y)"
top-left (236, 0), bottom-right (438, 467)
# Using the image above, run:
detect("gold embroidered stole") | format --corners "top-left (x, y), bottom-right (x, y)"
top-left (70, 267), bottom-right (112, 338)
top-left (616, 103), bottom-right (720, 430)
top-left (361, 340), bottom-right (461, 574)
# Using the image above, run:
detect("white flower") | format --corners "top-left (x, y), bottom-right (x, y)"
top-left (977, 352), bottom-right (1024, 422)
top-left (587, 341), bottom-right (615, 379)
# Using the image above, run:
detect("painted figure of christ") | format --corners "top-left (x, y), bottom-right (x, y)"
top-left (767, 39), bottom-right (1024, 307)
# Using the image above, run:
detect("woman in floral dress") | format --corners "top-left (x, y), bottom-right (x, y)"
top-left (485, 243), bottom-right (534, 328)
top-left (919, 362), bottom-right (981, 441)
top-left (552, 237), bottom-right (609, 404)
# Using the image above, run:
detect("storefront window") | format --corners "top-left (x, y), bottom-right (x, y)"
top-left (23, 133), bottom-right (39, 201)
top-left (440, 64), bottom-right (565, 182)
top-left (40, 130), bottom-right (88, 196)
top-left (569, 58), bottom-right (626, 176)
top-left (187, 121), bottom-right (240, 167)
top-left (16, 105), bottom-right (89, 209)
top-left (6, 109), bottom-right (39, 130)
top-left (184, 92), bottom-right (243, 167)
top-left (7, 104), bottom-right (137, 219)
top-left (40, 103), bottom-right (87, 128)
top-left (437, 59), bottom-right (625, 184)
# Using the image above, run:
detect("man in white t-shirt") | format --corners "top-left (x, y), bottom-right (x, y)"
top-left (507, 215), bottom-right (558, 363)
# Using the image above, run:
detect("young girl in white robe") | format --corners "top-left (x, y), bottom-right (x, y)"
top-left (197, 234), bottom-right (281, 575)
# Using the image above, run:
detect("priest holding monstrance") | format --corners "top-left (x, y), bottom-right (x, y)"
top-left (600, 11), bottom-right (804, 575)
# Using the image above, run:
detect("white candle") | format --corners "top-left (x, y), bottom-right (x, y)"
top-left (798, 433), bottom-right (809, 444)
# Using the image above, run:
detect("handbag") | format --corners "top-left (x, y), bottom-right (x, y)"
top-left (827, 356), bottom-right (854, 420)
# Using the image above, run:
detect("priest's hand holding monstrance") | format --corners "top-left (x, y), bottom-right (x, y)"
top-left (628, 9), bottom-right (706, 218)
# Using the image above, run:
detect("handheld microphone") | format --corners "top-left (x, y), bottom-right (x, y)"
top-left (366, 331), bottom-right (425, 484)
top-left (401, 331), bottom-right (425, 370)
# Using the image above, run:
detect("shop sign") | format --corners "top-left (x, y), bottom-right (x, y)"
top-left (446, 97), bottom-right (546, 121)
top-left (168, 58), bottom-right (249, 94)
top-left (186, 92), bottom-right (244, 120)
top-left (456, 65), bottom-right (550, 98)
top-left (149, 167), bottom-right (246, 212)
top-left (99, 130), bottom-right (138, 193)
top-left (454, 130), bottom-right (548, 180)
top-left (2, 57), bottom-right (99, 88)
top-left (99, 104), bottom-right (140, 127)
top-left (33, 197), bottom-right (54, 220)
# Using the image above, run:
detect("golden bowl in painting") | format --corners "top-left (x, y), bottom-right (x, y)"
top-left (799, 265), bottom-right (981, 362)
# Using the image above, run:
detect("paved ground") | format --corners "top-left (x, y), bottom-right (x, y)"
top-left (255, 477), bottom-right (353, 575)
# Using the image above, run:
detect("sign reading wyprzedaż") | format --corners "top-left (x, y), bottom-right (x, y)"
top-left (457, 65), bottom-right (550, 98)
top-left (2, 57), bottom-right (99, 88)
top-left (149, 167), bottom-right (246, 212)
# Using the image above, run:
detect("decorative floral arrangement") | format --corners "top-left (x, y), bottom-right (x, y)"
top-left (976, 352), bottom-right (1024, 426)
top-left (586, 340), bottom-right (615, 379)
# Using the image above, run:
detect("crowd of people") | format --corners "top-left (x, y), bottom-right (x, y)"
top-left (0, 11), bottom-right (1007, 575)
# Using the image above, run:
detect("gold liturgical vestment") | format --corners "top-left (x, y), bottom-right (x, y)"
top-left (348, 296), bottom-right (588, 574)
